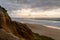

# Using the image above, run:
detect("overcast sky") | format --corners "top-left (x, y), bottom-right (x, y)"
top-left (0, 0), bottom-right (60, 18)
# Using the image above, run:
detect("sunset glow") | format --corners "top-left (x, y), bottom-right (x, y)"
top-left (10, 8), bottom-right (60, 18)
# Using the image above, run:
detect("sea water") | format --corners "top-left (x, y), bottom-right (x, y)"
top-left (12, 18), bottom-right (60, 29)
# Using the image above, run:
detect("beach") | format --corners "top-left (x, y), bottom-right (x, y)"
top-left (27, 24), bottom-right (60, 40)
top-left (12, 18), bottom-right (60, 40)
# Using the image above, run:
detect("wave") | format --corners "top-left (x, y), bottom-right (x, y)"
top-left (12, 18), bottom-right (60, 29)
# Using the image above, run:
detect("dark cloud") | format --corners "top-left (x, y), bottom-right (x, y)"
top-left (0, 0), bottom-right (60, 11)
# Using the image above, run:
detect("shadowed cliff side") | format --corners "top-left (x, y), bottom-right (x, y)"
top-left (0, 6), bottom-right (54, 40)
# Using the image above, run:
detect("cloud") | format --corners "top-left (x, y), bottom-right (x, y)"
top-left (0, 0), bottom-right (60, 18)
top-left (1, 0), bottom-right (60, 10)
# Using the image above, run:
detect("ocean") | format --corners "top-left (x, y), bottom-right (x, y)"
top-left (12, 18), bottom-right (60, 29)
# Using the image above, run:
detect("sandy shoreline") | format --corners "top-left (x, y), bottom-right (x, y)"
top-left (26, 23), bottom-right (60, 40)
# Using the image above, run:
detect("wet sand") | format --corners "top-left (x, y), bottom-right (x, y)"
top-left (27, 24), bottom-right (60, 40)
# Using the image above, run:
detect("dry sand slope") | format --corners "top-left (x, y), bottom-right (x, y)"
top-left (27, 24), bottom-right (60, 40)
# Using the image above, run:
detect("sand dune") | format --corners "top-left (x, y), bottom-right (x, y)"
top-left (27, 24), bottom-right (60, 40)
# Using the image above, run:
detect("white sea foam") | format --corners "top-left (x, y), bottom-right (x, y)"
top-left (44, 25), bottom-right (60, 29)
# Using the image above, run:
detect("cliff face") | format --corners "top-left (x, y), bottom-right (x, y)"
top-left (0, 6), bottom-right (34, 40)
top-left (0, 6), bottom-right (54, 40)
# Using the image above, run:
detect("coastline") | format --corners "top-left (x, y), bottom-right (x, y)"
top-left (12, 18), bottom-right (60, 29)
top-left (26, 23), bottom-right (60, 40)
top-left (44, 25), bottom-right (60, 29)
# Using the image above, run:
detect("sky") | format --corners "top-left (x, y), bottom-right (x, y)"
top-left (0, 0), bottom-right (60, 18)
